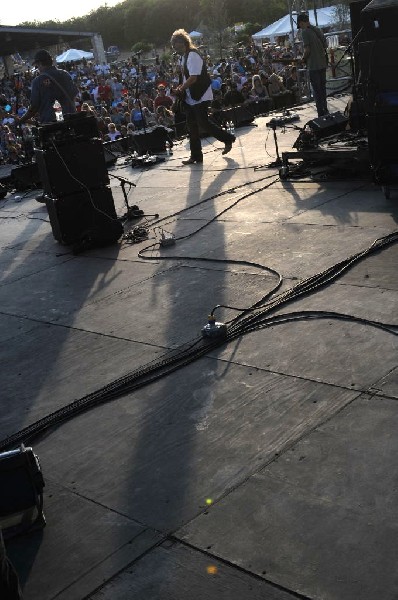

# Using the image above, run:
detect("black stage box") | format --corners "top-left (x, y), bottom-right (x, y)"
top-left (308, 111), bottom-right (349, 137)
top-left (45, 186), bottom-right (121, 246)
top-left (35, 138), bottom-right (109, 197)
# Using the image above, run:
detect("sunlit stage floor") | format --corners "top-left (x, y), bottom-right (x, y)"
top-left (1, 94), bottom-right (398, 600)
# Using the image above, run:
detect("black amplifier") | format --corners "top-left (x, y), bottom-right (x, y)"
top-left (308, 111), bottom-right (349, 138)
top-left (38, 112), bottom-right (100, 148)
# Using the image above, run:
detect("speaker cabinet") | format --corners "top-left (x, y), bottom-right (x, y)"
top-left (0, 445), bottom-right (45, 540)
top-left (221, 105), bottom-right (256, 127)
top-left (361, 0), bottom-right (398, 40)
top-left (35, 138), bottom-right (109, 197)
top-left (45, 186), bottom-right (121, 246)
top-left (367, 113), bottom-right (398, 183)
top-left (358, 37), bottom-right (398, 111)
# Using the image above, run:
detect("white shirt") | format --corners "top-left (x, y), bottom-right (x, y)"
top-left (182, 51), bottom-right (212, 106)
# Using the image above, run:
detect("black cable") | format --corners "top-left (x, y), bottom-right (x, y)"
top-left (137, 172), bottom-right (279, 236)
top-left (226, 232), bottom-right (398, 336)
top-left (0, 231), bottom-right (397, 452)
top-left (229, 310), bottom-right (398, 338)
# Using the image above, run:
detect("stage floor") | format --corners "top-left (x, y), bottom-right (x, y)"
top-left (1, 95), bottom-right (398, 600)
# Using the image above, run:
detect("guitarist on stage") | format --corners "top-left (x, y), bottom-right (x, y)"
top-left (19, 50), bottom-right (78, 126)
top-left (171, 29), bottom-right (236, 165)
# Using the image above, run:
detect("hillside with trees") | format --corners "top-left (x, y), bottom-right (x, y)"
top-left (19, 0), bottom-right (350, 51)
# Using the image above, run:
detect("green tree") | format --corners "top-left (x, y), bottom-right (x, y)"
top-left (131, 41), bottom-right (153, 54)
top-left (330, 3), bottom-right (351, 29)
top-left (16, 0), bottom-right (289, 55)
top-left (200, 0), bottom-right (233, 58)
top-left (235, 23), bottom-right (263, 45)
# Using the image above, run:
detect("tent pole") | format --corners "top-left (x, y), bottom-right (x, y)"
top-left (287, 0), bottom-right (297, 55)
top-left (314, 0), bottom-right (319, 26)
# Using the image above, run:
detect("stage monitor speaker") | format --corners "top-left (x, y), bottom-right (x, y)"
top-left (361, 0), bottom-right (398, 39)
top-left (0, 445), bottom-right (45, 540)
top-left (45, 185), bottom-right (123, 247)
top-left (35, 138), bottom-right (109, 197)
top-left (308, 111), bottom-right (349, 137)
top-left (103, 137), bottom-right (130, 156)
top-left (222, 105), bottom-right (255, 128)
top-left (11, 162), bottom-right (41, 191)
top-left (131, 126), bottom-right (170, 154)
top-left (248, 98), bottom-right (273, 117)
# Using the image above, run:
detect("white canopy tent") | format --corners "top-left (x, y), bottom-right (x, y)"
top-left (189, 31), bottom-right (203, 38)
top-left (56, 49), bottom-right (94, 63)
top-left (252, 7), bottom-right (336, 42)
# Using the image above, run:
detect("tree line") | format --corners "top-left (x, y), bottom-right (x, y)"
top-left (19, 0), bottom-right (349, 53)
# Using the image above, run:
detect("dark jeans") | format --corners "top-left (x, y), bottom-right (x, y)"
top-left (185, 101), bottom-right (235, 160)
top-left (309, 68), bottom-right (328, 117)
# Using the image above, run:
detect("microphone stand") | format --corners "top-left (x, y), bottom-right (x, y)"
top-left (267, 121), bottom-right (283, 167)
top-left (108, 173), bottom-right (158, 220)
top-left (254, 121), bottom-right (283, 170)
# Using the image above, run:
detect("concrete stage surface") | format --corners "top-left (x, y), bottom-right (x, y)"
top-left (1, 95), bottom-right (397, 600)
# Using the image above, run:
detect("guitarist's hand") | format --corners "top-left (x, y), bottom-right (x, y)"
top-left (175, 85), bottom-right (186, 97)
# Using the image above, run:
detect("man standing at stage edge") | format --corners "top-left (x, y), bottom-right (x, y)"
top-left (171, 29), bottom-right (235, 165)
top-left (297, 13), bottom-right (329, 117)
top-left (20, 49), bottom-right (78, 125)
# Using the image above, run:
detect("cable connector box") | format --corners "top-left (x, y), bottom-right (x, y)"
top-left (160, 233), bottom-right (176, 247)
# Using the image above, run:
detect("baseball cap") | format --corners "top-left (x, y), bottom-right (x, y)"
top-left (297, 13), bottom-right (309, 27)
top-left (33, 49), bottom-right (52, 65)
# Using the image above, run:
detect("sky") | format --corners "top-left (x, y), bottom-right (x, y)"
top-left (1, 0), bottom-right (122, 27)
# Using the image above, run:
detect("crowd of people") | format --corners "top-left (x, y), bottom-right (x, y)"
top-left (0, 39), bottom-right (308, 166)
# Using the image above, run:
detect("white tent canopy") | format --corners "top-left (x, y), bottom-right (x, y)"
top-left (189, 31), bottom-right (203, 38)
top-left (252, 7), bottom-right (336, 42)
top-left (56, 49), bottom-right (94, 63)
